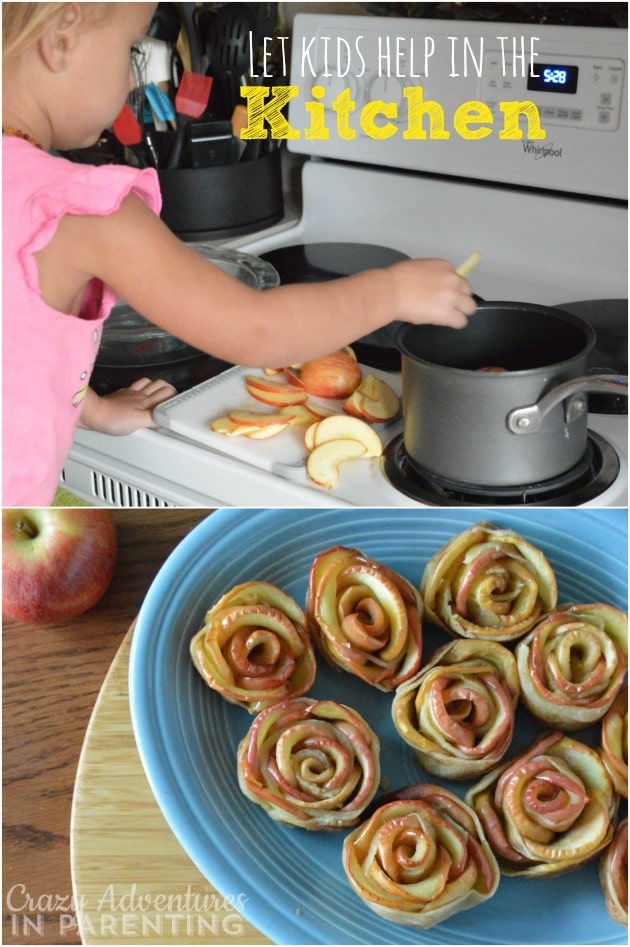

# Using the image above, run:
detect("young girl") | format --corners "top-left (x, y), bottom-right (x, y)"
top-left (2, 2), bottom-right (476, 507)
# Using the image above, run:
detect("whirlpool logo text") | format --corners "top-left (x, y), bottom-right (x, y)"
top-left (522, 141), bottom-right (563, 159)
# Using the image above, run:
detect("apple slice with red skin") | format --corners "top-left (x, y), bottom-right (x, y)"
top-left (306, 439), bottom-right (368, 489)
top-left (342, 389), bottom-right (365, 419)
top-left (245, 376), bottom-right (309, 407)
top-left (229, 409), bottom-right (294, 428)
top-left (357, 376), bottom-right (400, 422)
top-left (305, 415), bottom-right (383, 457)
top-left (2, 509), bottom-right (117, 624)
top-left (283, 366), bottom-right (305, 388)
top-left (279, 405), bottom-right (327, 427)
top-left (343, 375), bottom-right (400, 422)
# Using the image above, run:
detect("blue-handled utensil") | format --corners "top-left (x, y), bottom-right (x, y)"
top-left (145, 83), bottom-right (177, 130)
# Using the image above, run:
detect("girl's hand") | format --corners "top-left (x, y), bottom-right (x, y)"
top-left (78, 379), bottom-right (177, 436)
top-left (391, 259), bottom-right (477, 328)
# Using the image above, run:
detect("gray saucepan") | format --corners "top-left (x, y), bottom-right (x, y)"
top-left (396, 301), bottom-right (628, 487)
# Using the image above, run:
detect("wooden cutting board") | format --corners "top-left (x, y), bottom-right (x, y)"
top-left (70, 626), bottom-right (271, 946)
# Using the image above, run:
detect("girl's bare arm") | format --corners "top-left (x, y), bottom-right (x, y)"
top-left (37, 194), bottom-right (475, 368)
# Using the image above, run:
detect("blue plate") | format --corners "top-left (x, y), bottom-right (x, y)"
top-left (129, 509), bottom-right (628, 945)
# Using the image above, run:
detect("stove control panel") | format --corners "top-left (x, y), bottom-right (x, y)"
top-left (480, 52), bottom-right (625, 131)
top-left (287, 16), bottom-right (628, 199)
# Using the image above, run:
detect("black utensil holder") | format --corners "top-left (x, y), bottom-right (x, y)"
top-left (157, 148), bottom-right (284, 241)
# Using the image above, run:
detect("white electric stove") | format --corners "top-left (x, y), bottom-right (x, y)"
top-left (62, 13), bottom-right (628, 508)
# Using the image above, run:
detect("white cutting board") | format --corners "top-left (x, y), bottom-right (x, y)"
top-left (153, 364), bottom-right (402, 474)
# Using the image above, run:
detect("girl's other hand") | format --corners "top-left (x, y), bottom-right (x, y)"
top-left (78, 379), bottom-right (177, 435)
top-left (392, 259), bottom-right (477, 329)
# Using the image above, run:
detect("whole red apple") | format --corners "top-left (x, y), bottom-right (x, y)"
top-left (2, 509), bottom-right (117, 625)
top-left (299, 349), bottom-right (362, 399)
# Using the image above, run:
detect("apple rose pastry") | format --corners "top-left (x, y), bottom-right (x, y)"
top-left (190, 582), bottom-right (316, 714)
top-left (600, 819), bottom-right (628, 927)
top-left (237, 697), bottom-right (380, 830)
top-left (600, 685), bottom-right (628, 798)
top-left (420, 521), bottom-right (557, 643)
top-left (515, 604), bottom-right (628, 730)
top-left (306, 546), bottom-right (422, 690)
top-left (342, 785), bottom-right (500, 929)
top-left (466, 731), bottom-right (618, 877)
top-left (392, 639), bottom-right (519, 779)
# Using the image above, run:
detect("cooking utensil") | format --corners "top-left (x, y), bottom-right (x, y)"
top-left (111, 104), bottom-right (148, 168)
top-left (197, 3), bottom-right (256, 119)
top-left (145, 83), bottom-right (177, 130)
top-left (456, 251), bottom-right (483, 278)
top-left (396, 302), bottom-right (628, 487)
top-left (175, 2), bottom-right (204, 73)
top-left (167, 70), bottom-right (214, 169)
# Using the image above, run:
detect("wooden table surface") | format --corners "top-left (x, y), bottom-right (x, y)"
top-left (2, 509), bottom-right (211, 946)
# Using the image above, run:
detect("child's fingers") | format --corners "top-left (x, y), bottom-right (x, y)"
top-left (127, 376), bottom-right (176, 396)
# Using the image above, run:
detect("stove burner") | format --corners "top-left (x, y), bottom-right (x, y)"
top-left (556, 299), bottom-right (628, 415)
top-left (383, 432), bottom-right (620, 506)
top-left (259, 243), bottom-right (409, 371)
top-left (90, 354), bottom-right (231, 396)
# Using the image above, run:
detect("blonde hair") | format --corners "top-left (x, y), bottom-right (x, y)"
top-left (2, 3), bottom-right (111, 61)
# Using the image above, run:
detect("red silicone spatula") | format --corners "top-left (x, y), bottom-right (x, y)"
top-left (112, 104), bottom-right (148, 168)
top-left (166, 70), bottom-right (214, 169)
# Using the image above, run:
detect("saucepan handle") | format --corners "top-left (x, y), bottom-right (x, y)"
top-left (507, 376), bottom-right (628, 435)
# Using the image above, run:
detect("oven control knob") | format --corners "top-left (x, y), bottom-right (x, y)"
top-left (313, 72), bottom-right (352, 109)
top-left (367, 75), bottom-right (407, 124)
top-left (312, 72), bottom-right (366, 110)
top-left (369, 75), bottom-right (405, 106)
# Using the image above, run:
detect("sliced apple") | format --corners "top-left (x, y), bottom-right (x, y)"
top-left (246, 423), bottom-right (291, 439)
top-left (343, 375), bottom-right (400, 423)
top-left (284, 366), bottom-right (305, 388)
top-left (310, 414), bottom-right (383, 457)
top-left (359, 376), bottom-right (400, 422)
top-left (342, 389), bottom-right (365, 419)
top-left (306, 439), bottom-right (368, 489)
top-left (305, 402), bottom-right (337, 420)
top-left (228, 409), bottom-right (293, 428)
top-left (304, 421), bottom-right (319, 451)
top-left (357, 373), bottom-right (380, 400)
top-left (210, 415), bottom-right (238, 435)
top-left (245, 375), bottom-right (309, 407)
top-left (277, 404), bottom-right (322, 426)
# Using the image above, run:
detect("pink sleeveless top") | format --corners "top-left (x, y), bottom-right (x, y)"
top-left (2, 139), bottom-right (161, 506)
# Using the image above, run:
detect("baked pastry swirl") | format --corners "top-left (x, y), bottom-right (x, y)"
top-left (306, 546), bottom-right (423, 690)
top-left (515, 604), bottom-right (628, 730)
top-left (600, 684), bottom-right (628, 798)
top-left (466, 731), bottom-right (618, 877)
top-left (190, 582), bottom-right (316, 713)
top-left (420, 522), bottom-right (557, 642)
top-left (342, 785), bottom-right (500, 929)
top-left (237, 697), bottom-right (380, 829)
top-left (392, 639), bottom-right (519, 779)
top-left (599, 819), bottom-right (628, 927)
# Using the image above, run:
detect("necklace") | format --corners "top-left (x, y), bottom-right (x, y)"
top-left (2, 126), bottom-right (43, 149)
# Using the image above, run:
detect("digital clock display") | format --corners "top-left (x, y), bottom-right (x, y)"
top-left (527, 63), bottom-right (579, 94)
